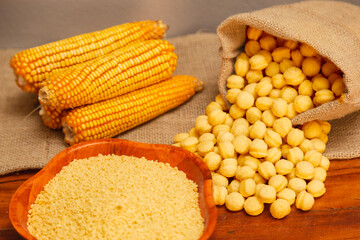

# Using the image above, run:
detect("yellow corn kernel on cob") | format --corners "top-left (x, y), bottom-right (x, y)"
top-left (10, 20), bottom-right (168, 92)
top-left (62, 75), bottom-right (204, 145)
top-left (38, 39), bottom-right (177, 109)
top-left (39, 104), bottom-right (65, 130)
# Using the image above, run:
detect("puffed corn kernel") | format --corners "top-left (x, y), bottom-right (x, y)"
top-left (233, 135), bottom-right (252, 154)
top-left (227, 179), bottom-right (241, 193)
top-left (227, 75), bottom-right (245, 89)
top-left (236, 91), bottom-right (255, 110)
top-left (291, 49), bottom-right (304, 67)
top-left (218, 141), bottom-right (236, 159)
top-left (208, 109), bottom-right (227, 126)
top-left (264, 129), bottom-right (282, 148)
top-left (259, 35), bottom-right (277, 51)
top-left (224, 114), bottom-right (234, 126)
top-left (189, 127), bottom-right (199, 138)
top-left (311, 138), bottom-right (326, 153)
top-left (304, 150), bottom-right (322, 168)
top-left (275, 159), bottom-right (294, 175)
top-left (199, 132), bottom-right (216, 143)
top-left (180, 136), bottom-right (199, 153)
top-left (213, 124), bottom-right (231, 138)
top-left (332, 78), bottom-right (346, 96)
top-left (270, 199), bottom-right (291, 219)
top-left (284, 66), bottom-right (305, 86)
top-left (231, 124), bottom-right (249, 138)
top-left (265, 62), bottom-right (280, 77)
top-left (295, 161), bottom-right (315, 179)
top-left (246, 107), bottom-right (262, 124)
top-left (286, 168), bottom-right (297, 180)
top-left (265, 147), bottom-right (282, 163)
top-left (307, 179), bottom-right (326, 197)
top-left (293, 95), bottom-right (314, 113)
top-left (302, 57), bottom-right (321, 77)
top-left (312, 77), bottom-right (330, 91)
top-left (288, 147), bottom-right (304, 164)
top-left (239, 178), bottom-right (257, 197)
top-left (213, 185), bottom-right (228, 205)
top-left (271, 98), bottom-right (288, 117)
top-left (195, 117), bottom-right (212, 135)
top-left (245, 40), bottom-right (261, 57)
top-left (246, 70), bottom-right (263, 83)
top-left (237, 154), bottom-right (247, 166)
top-left (273, 117), bottom-right (292, 138)
top-left (320, 155), bottom-right (330, 171)
top-left (256, 97), bottom-right (273, 111)
top-left (302, 121), bottom-right (322, 139)
top-left (255, 183), bottom-right (266, 196)
top-left (319, 132), bottom-right (329, 144)
top-left (249, 120), bottom-right (267, 139)
top-left (299, 139), bottom-right (314, 153)
top-left (254, 173), bottom-right (267, 184)
top-left (236, 165), bottom-right (256, 181)
top-left (249, 139), bottom-right (268, 158)
top-left (243, 83), bottom-right (258, 98)
top-left (277, 188), bottom-right (296, 205)
top-left (298, 80), bottom-right (314, 96)
top-left (246, 26), bottom-right (262, 40)
top-left (313, 89), bottom-right (335, 105)
top-left (328, 73), bottom-right (342, 85)
top-left (321, 61), bottom-right (339, 77)
top-left (244, 196), bottom-right (264, 216)
top-left (281, 86), bottom-right (298, 103)
top-left (257, 184), bottom-right (277, 203)
top-left (229, 104), bottom-right (246, 119)
top-left (235, 55), bottom-right (250, 77)
top-left (204, 152), bottom-right (222, 171)
top-left (217, 131), bottom-right (234, 143)
top-left (296, 190), bottom-right (315, 211)
top-left (219, 158), bottom-right (238, 178)
top-left (197, 141), bottom-right (214, 157)
top-left (269, 174), bottom-right (288, 192)
top-left (281, 144), bottom-right (292, 159)
top-left (255, 77), bottom-right (273, 96)
top-left (226, 89), bottom-right (241, 104)
top-left (272, 73), bottom-right (287, 89)
top-left (212, 172), bottom-right (229, 187)
top-left (262, 110), bottom-right (277, 127)
top-left (206, 102), bottom-right (223, 116)
top-left (285, 103), bottom-right (296, 118)
top-left (272, 47), bottom-right (291, 63)
top-left (318, 120), bottom-right (331, 134)
top-left (174, 132), bottom-right (190, 143)
top-left (258, 50), bottom-right (273, 63)
top-left (225, 192), bottom-right (245, 211)
top-left (258, 161), bottom-right (276, 180)
top-left (283, 39), bottom-right (298, 50)
top-left (249, 54), bottom-right (269, 70)
top-left (288, 177), bottom-right (307, 195)
top-left (300, 43), bottom-right (317, 57)
top-left (215, 94), bottom-right (229, 111)
top-left (313, 167), bottom-right (327, 182)
top-left (276, 37), bottom-right (286, 47)
top-left (279, 59), bottom-right (295, 73)
top-left (243, 155), bottom-right (261, 171)
top-left (269, 89), bottom-right (281, 98)
top-left (287, 128), bottom-right (305, 147)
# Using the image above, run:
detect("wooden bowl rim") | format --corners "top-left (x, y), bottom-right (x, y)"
top-left (9, 138), bottom-right (217, 240)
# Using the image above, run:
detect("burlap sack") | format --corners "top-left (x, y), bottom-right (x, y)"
top-left (217, 0), bottom-right (360, 125)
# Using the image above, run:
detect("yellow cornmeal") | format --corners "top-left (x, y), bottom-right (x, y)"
top-left (27, 154), bottom-right (204, 240)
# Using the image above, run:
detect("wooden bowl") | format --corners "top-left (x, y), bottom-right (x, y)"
top-left (9, 138), bottom-right (217, 240)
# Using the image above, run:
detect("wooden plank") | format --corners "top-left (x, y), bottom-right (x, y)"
top-left (0, 159), bottom-right (359, 240)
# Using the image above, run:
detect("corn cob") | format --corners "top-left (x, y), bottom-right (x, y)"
top-left (62, 75), bottom-right (204, 145)
top-left (39, 104), bottom-right (65, 130)
top-left (10, 20), bottom-right (168, 92)
top-left (38, 39), bottom-right (177, 109)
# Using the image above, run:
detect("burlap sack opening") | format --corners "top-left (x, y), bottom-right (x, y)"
top-left (217, 0), bottom-right (360, 126)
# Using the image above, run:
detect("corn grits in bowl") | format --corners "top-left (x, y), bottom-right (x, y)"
top-left (9, 138), bottom-right (217, 240)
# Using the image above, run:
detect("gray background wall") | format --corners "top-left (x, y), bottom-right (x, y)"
top-left (0, 0), bottom-right (359, 48)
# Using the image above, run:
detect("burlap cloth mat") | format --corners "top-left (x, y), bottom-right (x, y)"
top-left (0, 33), bottom-right (359, 175)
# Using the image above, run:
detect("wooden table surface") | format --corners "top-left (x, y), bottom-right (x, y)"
top-left (1, 158), bottom-right (359, 240)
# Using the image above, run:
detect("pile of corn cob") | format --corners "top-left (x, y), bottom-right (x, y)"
top-left (11, 20), bottom-right (204, 145)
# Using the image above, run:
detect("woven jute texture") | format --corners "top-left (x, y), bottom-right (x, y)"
top-left (0, 31), bottom-right (359, 175)
top-left (217, 0), bottom-right (360, 125)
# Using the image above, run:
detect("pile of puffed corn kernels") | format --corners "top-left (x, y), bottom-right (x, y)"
top-left (173, 26), bottom-right (346, 219)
